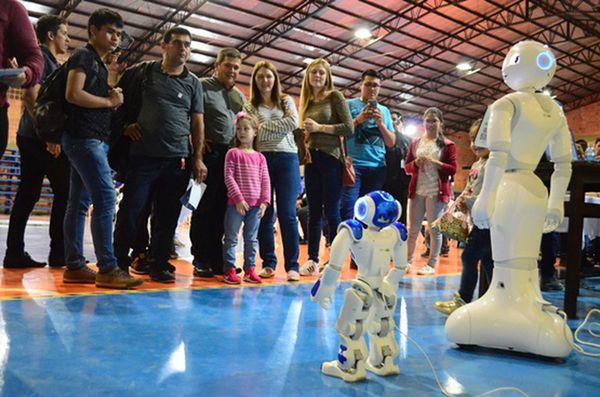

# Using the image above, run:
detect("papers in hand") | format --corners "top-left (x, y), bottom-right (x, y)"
top-left (180, 181), bottom-right (206, 211)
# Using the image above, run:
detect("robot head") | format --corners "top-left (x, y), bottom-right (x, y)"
top-left (502, 40), bottom-right (556, 92)
top-left (353, 191), bottom-right (401, 229)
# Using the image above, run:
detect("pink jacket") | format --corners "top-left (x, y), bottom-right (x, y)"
top-left (404, 137), bottom-right (457, 203)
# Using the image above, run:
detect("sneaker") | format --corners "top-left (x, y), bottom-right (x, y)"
top-left (223, 268), bottom-right (241, 284)
top-left (130, 256), bottom-right (150, 275)
top-left (417, 264), bottom-right (435, 275)
top-left (434, 292), bottom-right (466, 315)
top-left (243, 268), bottom-right (262, 284)
top-left (193, 266), bottom-right (214, 278)
top-left (420, 249), bottom-right (430, 258)
top-left (287, 270), bottom-right (300, 282)
top-left (259, 267), bottom-right (275, 278)
top-left (540, 277), bottom-right (564, 292)
top-left (63, 265), bottom-right (97, 284)
top-left (150, 269), bottom-right (176, 284)
top-left (96, 267), bottom-right (144, 289)
top-left (3, 252), bottom-right (47, 268)
top-left (299, 260), bottom-right (319, 276)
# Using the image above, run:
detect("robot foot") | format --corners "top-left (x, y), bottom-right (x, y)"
top-left (365, 356), bottom-right (400, 376)
top-left (321, 360), bottom-right (367, 382)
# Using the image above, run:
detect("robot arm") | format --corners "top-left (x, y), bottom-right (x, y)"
top-left (311, 228), bottom-right (353, 310)
top-left (472, 97), bottom-right (514, 229)
top-left (544, 121), bottom-right (573, 232)
top-left (385, 223), bottom-right (409, 288)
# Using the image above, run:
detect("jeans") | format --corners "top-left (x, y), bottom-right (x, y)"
top-left (407, 194), bottom-right (446, 267)
top-left (258, 152), bottom-right (300, 272)
top-left (6, 135), bottom-right (70, 258)
top-left (458, 226), bottom-right (493, 302)
top-left (304, 149), bottom-right (343, 262)
top-left (61, 134), bottom-right (116, 272)
top-left (114, 156), bottom-right (191, 271)
top-left (539, 231), bottom-right (558, 280)
top-left (223, 205), bottom-right (261, 271)
top-left (340, 165), bottom-right (386, 221)
top-left (190, 144), bottom-right (229, 271)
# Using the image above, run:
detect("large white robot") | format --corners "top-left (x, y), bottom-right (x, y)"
top-left (311, 191), bottom-right (408, 382)
top-left (446, 41), bottom-right (574, 358)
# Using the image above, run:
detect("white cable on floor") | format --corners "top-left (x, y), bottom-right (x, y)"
top-left (557, 308), bottom-right (600, 357)
top-left (394, 325), bottom-right (529, 397)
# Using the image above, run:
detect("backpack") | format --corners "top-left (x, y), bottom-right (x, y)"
top-left (33, 54), bottom-right (99, 144)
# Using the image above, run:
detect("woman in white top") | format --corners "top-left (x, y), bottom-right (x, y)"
top-left (243, 61), bottom-right (301, 282)
top-left (404, 107), bottom-right (457, 275)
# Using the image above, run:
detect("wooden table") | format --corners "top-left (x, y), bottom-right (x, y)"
top-left (536, 161), bottom-right (600, 319)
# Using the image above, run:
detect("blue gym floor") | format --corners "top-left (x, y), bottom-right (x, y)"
top-left (0, 276), bottom-right (599, 397)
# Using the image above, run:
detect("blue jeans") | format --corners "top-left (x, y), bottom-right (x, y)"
top-left (258, 152), bottom-right (300, 272)
top-left (340, 165), bottom-right (386, 221)
top-left (458, 226), bottom-right (493, 302)
top-left (113, 156), bottom-right (191, 271)
top-left (223, 205), bottom-right (261, 271)
top-left (304, 149), bottom-right (342, 262)
top-left (61, 135), bottom-right (117, 272)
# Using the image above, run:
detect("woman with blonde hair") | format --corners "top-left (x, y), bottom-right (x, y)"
top-left (404, 107), bottom-right (457, 275)
top-left (243, 61), bottom-right (302, 281)
top-left (297, 58), bottom-right (354, 276)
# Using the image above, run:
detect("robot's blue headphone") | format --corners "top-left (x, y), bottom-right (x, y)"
top-left (354, 191), bottom-right (401, 229)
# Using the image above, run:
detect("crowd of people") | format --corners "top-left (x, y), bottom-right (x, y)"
top-left (4, 3), bottom-right (592, 294)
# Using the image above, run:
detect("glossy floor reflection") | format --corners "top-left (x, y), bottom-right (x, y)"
top-left (0, 276), bottom-right (598, 397)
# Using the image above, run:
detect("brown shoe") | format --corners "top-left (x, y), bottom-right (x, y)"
top-left (63, 265), bottom-right (97, 284)
top-left (96, 267), bottom-right (144, 289)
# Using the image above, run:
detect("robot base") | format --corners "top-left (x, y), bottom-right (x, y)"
top-left (445, 266), bottom-right (573, 359)
top-left (322, 360), bottom-right (367, 382)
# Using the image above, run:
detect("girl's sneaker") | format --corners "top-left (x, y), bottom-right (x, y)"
top-left (243, 268), bottom-right (262, 284)
top-left (433, 292), bottom-right (466, 315)
top-left (299, 260), bottom-right (318, 276)
top-left (417, 264), bottom-right (435, 275)
top-left (223, 268), bottom-right (241, 284)
top-left (259, 267), bottom-right (275, 278)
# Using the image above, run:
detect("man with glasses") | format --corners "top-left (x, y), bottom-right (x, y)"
top-left (341, 69), bottom-right (396, 222)
top-left (113, 27), bottom-right (206, 283)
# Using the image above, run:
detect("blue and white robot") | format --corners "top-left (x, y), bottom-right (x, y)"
top-left (446, 40), bottom-right (574, 358)
top-left (311, 191), bottom-right (408, 382)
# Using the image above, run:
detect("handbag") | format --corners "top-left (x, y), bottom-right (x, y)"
top-left (431, 200), bottom-right (469, 243)
top-left (293, 128), bottom-right (311, 165)
top-left (339, 136), bottom-right (356, 187)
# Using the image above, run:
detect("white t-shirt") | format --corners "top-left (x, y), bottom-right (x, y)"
top-left (415, 139), bottom-right (441, 197)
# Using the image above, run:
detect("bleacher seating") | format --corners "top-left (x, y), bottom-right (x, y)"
top-left (0, 149), bottom-right (53, 215)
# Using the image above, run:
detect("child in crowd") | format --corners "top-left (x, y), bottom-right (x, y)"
top-left (434, 119), bottom-right (493, 314)
top-left (222, 113), bottom-right (271, 284)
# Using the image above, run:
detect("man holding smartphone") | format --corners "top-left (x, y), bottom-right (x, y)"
top-left (341, 69), bottom-right (396, 221)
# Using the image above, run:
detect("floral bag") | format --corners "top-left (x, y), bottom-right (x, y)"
top-left (431, 200), bottom-right (469, 243)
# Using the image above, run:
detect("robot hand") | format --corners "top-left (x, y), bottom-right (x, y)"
top-left (384, 267), bottom-right (407, 289)
top-left (310, 266), bottom-right (341, 310)
top-left (543, 207), bottom-right (563, 233)
top-left (472, 193), bottom-right (495, 229)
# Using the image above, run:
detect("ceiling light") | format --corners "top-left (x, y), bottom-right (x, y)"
top-left (404, 124), bottom-right (418, 137)
top-left (456, 62), bottom-right (472, 71)
top-left (354, 28), bottom-right (372, 40)
top-left (303, 58), bottom-right (314, 64)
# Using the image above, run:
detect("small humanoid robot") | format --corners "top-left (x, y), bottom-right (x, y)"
top-left (311, 191), bottom-right (408, 382)
top-left (445, 40), bottom-right (574, 358)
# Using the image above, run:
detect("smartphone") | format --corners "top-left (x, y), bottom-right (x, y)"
top-left (0, 68), bottom-right (25, 78)
top-left (368, 99), bottom-right (378, 108)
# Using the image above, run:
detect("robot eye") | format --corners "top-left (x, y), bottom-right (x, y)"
top-left (511, 54), bottom-right (520, 64)
top-left (536, 51), bottom-right (554, 70)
